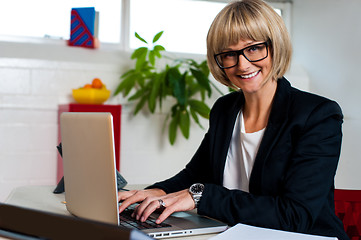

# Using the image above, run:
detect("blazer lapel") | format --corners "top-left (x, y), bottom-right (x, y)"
top-left (249, 77), bottom-right (292, 194)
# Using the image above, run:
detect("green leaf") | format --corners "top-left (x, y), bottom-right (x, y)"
top-left (189, 99), bottom-right (210, 119)
top-left (113, 73), bottom-right (137, 96)
top-left (179, 110), bottom-right (190, 139)
top-left (187, 82), bottom-right (202, 98)
top-left (168, 67), bottom-right (186, 106)
top-left (151, 71), bottom-right (166, 111)
top-left (114, 69), bottom-right (137, 96)
top-left (152, 45), bottom-right (165, 59)
top-left (123, 79), bottom-right (137, 97)
top-left (190, 108), bottom-right (204, 129)
top-left (153, 45), bottom-right (165, 54)
top-left (119, 69), bottom-right (136, 79)
top-left (131, 47), bottom-right (148, 59)
top-left (170, 104), bottom-right (179, 117)
top-left (200, 89), bottom-right (206, 101)
top-left (187, 59), bottom-right (199, 69)
top-left (129, 88), bottom-right (145, 101)
top-left (168, 113), bottom-right (179, 145)
top-left (190, 68), bottom-right (212, 97)
top-left (134, 95), bottom-right (148, 115)
top-left (152, 31), bottom-right (164, 43)
top-left (148, 73), bottom-right (163, 113)
top-left (135, 32), bottom-right (148, 44)
top-left (135, 49), bottom-right (148, 70)
top-left (136, 66), bottom-right (153, 87)
top-left (149, 50), bottom-right (156, 66)
top-left (157, 71), bottom-right (167, 108)
top-left (199, 60), bottom-right (210, 76)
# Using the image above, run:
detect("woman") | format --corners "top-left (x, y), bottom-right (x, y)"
top-left (118, 0), bottom-right (348, 239)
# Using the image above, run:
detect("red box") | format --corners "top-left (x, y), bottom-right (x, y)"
top-left (57, 104), bottom-right (122, 182)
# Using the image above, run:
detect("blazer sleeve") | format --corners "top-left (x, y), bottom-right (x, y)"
top-left (198, 100), bottom-right (343, 233)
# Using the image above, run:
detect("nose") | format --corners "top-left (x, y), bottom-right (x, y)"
top-left (237, 54), bottom-right (251, 71)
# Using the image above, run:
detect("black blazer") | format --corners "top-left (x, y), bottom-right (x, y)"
top-left (149, 77), bottom-right (349, 240)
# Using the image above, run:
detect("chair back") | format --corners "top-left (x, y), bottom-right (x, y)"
top-left (334, 189), bottom-right (361, 239)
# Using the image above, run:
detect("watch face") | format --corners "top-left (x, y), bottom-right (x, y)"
top-left (191, 183), bottom-right (204, 194)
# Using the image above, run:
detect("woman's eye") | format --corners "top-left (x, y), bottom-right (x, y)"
top-left (248, 46), bottom-right (261, 52)
top-left (223, 52), bottom-right (237, 58)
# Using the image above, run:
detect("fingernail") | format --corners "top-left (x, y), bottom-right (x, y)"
top-left (156, 219), bottom-right (161, 224)
top-left (141, 216), bottom-right (145, 222)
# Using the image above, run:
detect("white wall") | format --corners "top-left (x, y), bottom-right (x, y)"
top-left (0, 40), bottom-right (226, 201)
top-left (291, 0), bottom-right (361, 189)
top-left (1, 0), bottom-right (360, 201)
top-left (0, 44), bottom-right (125, 201)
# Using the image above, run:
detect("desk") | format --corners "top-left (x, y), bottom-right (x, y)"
top-left (5, 185), bottom-right (218, 240)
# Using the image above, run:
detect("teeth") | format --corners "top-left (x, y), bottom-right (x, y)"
top-left (240, 71), bottom-right (259, 79)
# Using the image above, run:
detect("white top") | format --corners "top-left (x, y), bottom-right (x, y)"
top-left (223, 111), bottom-right (265, 192)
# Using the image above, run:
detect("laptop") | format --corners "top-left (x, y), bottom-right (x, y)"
top-left (0, 203), bottom-right (151, 240)
top-left (60, 112), bottom-right (228, 239)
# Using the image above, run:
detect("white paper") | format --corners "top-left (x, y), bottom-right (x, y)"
top-left (209, 223), bottom-right (338, 240)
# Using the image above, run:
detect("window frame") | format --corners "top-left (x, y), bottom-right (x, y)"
top-left (0, 0), bottom-right (292, 55)
top-left (271, 1), bottom-right (292, 35)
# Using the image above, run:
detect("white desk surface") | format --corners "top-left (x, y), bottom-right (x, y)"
top-left (5, 185), bottom-right (218, 240)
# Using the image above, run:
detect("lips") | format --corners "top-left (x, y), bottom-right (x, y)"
top-left (240, 70), bottom-right (260, 79)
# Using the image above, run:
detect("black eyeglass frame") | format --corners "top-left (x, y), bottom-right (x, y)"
top-left (214, 41), bottom-right (269, 69)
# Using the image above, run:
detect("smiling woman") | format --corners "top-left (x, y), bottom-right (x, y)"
top-left (117, 1), bottom-right (348, 239)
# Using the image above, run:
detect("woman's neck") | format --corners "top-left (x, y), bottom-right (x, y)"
top-left (242, 80), bottom-right (277, 133)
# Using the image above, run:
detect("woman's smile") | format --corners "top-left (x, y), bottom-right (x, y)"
top-left (239, 70), bottom-right (260, 79)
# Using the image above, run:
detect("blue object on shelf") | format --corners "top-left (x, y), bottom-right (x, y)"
top-left (69, 7), bottom-right (96, 48)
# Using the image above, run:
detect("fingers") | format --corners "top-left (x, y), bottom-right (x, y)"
top-left (118, 189), bottom-right (137, 202)
top-left (119, 188), bottom-right (194, 224)
top-left (134, 189), bottom-right (195, 224)
top-left (136, 198), bottom-right (172, 223)
top-left (156, 190), bottom-right (195, 223)
top-left (118, 190), bottom-right (143, 212)
top-left (134, 197), bottom-right (164, 222)
top-left (156, 205), bottom-right (176, 224)
top-left (118, 188), bottom-right (166, 213)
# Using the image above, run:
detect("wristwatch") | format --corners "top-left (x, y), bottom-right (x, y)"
top-left (189, 183), bottom-right (204, 208)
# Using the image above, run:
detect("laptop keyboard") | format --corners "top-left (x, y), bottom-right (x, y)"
top-left (119, 208), bottom-right (172, 230)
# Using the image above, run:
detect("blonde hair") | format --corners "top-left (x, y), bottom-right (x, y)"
top-left (207, 0), bottom-right (292, 88)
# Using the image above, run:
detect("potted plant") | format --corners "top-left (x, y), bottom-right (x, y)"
top-left (114, 31), bottom-right (223, 145)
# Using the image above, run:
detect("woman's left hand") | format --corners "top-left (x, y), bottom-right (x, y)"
top-left (133, 189), bottom-right (195, 224)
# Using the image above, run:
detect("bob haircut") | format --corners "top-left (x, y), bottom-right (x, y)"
top-left (207, 0), bottom-right (292, 89)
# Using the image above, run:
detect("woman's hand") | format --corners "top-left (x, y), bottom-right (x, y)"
top-left (118, 188), bottom-right (166, 213)
top-left (133, 189), bottom-right (195, 224)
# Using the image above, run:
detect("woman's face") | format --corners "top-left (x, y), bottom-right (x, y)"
top-left (223, 39), bottom-right (273, 94)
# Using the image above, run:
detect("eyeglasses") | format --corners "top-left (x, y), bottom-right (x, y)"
top-left (214, 42), bottom-right (269, 69)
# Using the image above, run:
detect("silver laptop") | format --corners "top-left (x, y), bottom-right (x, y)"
top-left (60, 112), bottom-right (227, 239)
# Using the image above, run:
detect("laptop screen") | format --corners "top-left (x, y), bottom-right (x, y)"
top-left (60, 112), bottom-right (120, 225)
